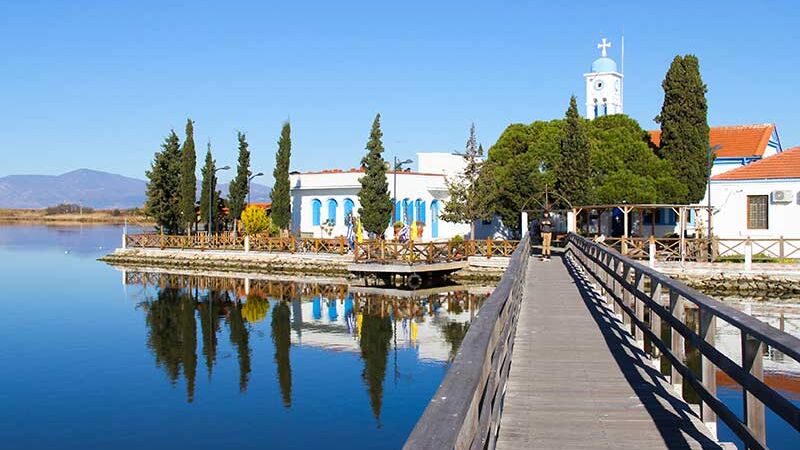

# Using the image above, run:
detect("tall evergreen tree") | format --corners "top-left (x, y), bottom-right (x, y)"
top-left (228, 132), bottom-right (251, 227)
top-left (145, 130), bottom-right (182, 234)
top-left (271, 122), bottom-right (292, 230)
top-left (442, 123), bottom-right (491, 239)
top-left (655, 55), bottom-right (710, 203)
top-left (358, 114), bottom-right (392, 236)
top-left (359, 314), bottom-right (392, 424)
top-left (199, 143), bottom-right (219, 233)
top-left (555, 96), bottom-right (591, 206)
top-left (179, 119), bottom-right (197, 234)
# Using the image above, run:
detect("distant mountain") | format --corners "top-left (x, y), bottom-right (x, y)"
top-left (0, 169), bottom-right (271, 209)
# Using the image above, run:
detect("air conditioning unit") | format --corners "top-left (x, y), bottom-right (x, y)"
top-left (771, 190), bottom-right (793, 204)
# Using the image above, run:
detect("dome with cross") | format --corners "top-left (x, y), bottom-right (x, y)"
top-left (591, 38), bottom-right (617, 73)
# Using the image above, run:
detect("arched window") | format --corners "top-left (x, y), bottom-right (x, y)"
top-left (327, 199), bottom-right (338, 224)
top-left (600, 98), bottom-right (608, 116)
top-left (403, 198), bottom-right (413, 224)
top-left (430, 200), bottom-right (440, 238)
top-left (311, 199), bottom-right (322, 226)
top-left (415, 199), bottom-right (426, 224)
top-left (343, 198), bottom-right (355, 223)
top-left (395, 200), bottom-right (402, 222)
top-left (593, 99), bottom-right (598, 118)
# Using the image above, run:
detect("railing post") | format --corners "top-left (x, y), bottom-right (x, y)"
top-left (244, 235), bottom-right (250, 253)
top-left (669, 290), bottom-right (685, 395)
top-left (699, 307), bottom-right (718, 439)
top-left (487, 238), bottom-right (492, 259)
top-left (779, 235), bottom-right (785, 259)
top-left (622, 264), bottom-right (632, 329)
top-left (744, 237), bottom-right (753, 271)
top-left (634, 271), bottom-right (645, 350)
top-left (649, 281), bottom-right (663, 371)
top-left (741, 333), bottom-right (766, 448)
top-left (649, 236), bottom-right (656, 268)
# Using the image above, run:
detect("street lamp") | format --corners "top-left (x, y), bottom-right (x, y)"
top-left (248, 172), bottom-right (264, 205)
top-left (393, 157), bottom-right (413, 224)
top-left (209, 165), bottom-right (230, 240)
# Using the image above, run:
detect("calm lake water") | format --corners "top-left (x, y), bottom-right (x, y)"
top-left (0, 225), bottom-right (489, 450)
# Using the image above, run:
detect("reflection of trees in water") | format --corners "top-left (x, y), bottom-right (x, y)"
top-left (142, 285), bottom-right (253, 401)
top-left (197, 290), bottom-right (228, 378)
top-left (143, 287), bottom-right (198, 402)
top-left (228, 300), bottom-right (251, 392)
top-left (271, 300), bottom-right (292, 408)
top-left (359, 314), bottom-right (393, 426)
top-left (440, 321), bottom-right (470, 362)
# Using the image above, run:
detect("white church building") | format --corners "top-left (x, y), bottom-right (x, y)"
top-left (289, 152), bottom-right (472, 240)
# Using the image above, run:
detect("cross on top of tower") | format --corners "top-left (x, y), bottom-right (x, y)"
top-left (597, 38), bottom-right (611, 57)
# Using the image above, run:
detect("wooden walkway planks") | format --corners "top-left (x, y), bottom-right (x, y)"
top-left (496, 254), bottom-right (722, 450)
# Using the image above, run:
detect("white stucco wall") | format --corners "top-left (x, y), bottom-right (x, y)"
top-left (703, 179), bottom-right (800, 238)
top-left (289, 169), bottom-right (470, 240)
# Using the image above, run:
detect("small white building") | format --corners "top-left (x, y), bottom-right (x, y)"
top-left (703, 146), bottom-right (800, 238)
top-left (289, 152), bottom-right (472, 240)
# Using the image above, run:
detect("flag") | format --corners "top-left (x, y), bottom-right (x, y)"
top-left (410, 221), bottom-right (418, 242)
top-left (356, 218), bottom-right (363, 243)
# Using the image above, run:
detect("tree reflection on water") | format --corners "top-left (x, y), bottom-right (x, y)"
top-left (133, 271), bottom-right (489, 418)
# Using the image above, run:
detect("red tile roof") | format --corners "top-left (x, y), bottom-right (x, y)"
top-left (649, 124), bottom-right (775, 159)
top-left (712, 146), bottom-right (800, 181)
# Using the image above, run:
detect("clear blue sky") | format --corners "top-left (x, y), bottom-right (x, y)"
top-left (1, 1), bottom-right (798, 181)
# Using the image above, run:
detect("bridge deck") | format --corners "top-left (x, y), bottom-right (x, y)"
top-left (496, 254), bottom-right (722, 449)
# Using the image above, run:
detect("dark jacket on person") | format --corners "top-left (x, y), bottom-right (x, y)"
top-left (540, 218), bottom-right (553, 234)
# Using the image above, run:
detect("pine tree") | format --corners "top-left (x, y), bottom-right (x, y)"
top-left (228, 132), bottom-right (251, 228)
top-left (145, 130), bottom-right (182, 234)
top-left (655, 55), bottom-right (710, 203)
top-left (199, 143), bottom-right (219, 233)
top-left (555, 96), bottom-right (591, 206)
top-left (270, 122), bottom-right (292, 230)
top-left (178, 119), bottom-right (197, 234)
top-left (442, 123), bottom-right (491, 239)
top-left (358, 114), bottom-right (392, 237)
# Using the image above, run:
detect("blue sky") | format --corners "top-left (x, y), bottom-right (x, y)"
top-left (1, 1), bottom-right (798, 181)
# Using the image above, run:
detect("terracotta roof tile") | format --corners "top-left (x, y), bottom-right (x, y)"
top-left (649, 124), bottom-right (775, 159)
top-left (712, 146), bottom-right (800, 180)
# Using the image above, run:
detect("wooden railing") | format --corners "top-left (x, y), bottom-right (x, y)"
top-left (124, 233), bottom-right (519, 262)
top-left (597, 236), bottom-right (800, 263)
top-left (566, 233), bottom-right (800, 450)
top-left (403, 235), bottom-right (530, 449)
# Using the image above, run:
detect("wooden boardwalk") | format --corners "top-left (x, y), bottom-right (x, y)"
top-left (496, 254), bottom-right (723, 449)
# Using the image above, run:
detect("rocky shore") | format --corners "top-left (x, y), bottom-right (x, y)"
top-left (100, 248), bottom-right (508, 282)
top-left (656, 262), bottom-right (800, 298)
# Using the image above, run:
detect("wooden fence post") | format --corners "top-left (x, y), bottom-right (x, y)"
top-left (744, 237), bottom-right (753, 271)
top-left (669, 290), bottom-right (685, 395)
top-left (699, 307), bottom-right (718, 439)
top-left (649, 236), bottom-right (656, 268)
top-left (244, 235), bottom-right (250, 253)
top-left (487, 239), bottom-right (492, 259)
top-left (741, 333), bottom-right (766, 448)
top-left (649, 281), bottom-right (663, 371)
top-left (634, 271), bottom-right (645, 350)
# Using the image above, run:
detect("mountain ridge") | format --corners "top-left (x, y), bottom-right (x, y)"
top-left (0, 169), bottom-right (271, 209)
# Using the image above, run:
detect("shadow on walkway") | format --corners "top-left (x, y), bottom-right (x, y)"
top-left (561, 254), bottom-right (721, 449)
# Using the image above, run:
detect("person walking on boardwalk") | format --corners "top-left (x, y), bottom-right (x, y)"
top-left (540, 211), bottom-right (553, 261)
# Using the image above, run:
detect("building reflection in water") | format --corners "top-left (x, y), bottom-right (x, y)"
top-left (127, 270), bottom-right (491, 420)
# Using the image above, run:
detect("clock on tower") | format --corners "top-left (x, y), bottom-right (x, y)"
top-left (584, 38), bottom-right (624, 119)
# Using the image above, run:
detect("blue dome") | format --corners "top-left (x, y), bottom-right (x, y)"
top-left (591, 57), bottom-right (617, 73)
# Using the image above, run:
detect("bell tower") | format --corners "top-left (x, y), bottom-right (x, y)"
top-left (584, 38), bottom-right (623, 119)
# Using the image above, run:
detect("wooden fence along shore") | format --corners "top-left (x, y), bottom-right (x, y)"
top-left (600, 236), bottom-right (800, 264)
top-left (123, 233), bottom-right (519, 263)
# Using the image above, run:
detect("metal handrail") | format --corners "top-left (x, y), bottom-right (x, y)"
top-left (402, 235), bottom-right (530, 449)
top-left (566, 233), bottom-right (800, 450)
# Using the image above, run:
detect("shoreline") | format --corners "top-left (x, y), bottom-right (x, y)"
top-left (100, 247), bottom-right (508, 282)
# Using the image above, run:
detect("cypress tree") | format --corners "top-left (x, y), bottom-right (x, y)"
top-left (145, 130), bottom-right (182, 234)
top-left (228, 132), bottom-right (251, 226)
top-left (270, 122), bottom-right (292, 230)
top-left (358, 114), bottom-right (392, 237)
top-left (555, 96), bottom-right (591, 206)
top-left (179, 119), bottom-right (197, 234)
top-left (655, 55), bottom-right (709, 203)
top-left (199, 142), bottom-right (219, 233)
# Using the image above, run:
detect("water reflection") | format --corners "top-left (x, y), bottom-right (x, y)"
top-left (126, 269), bottom-right (490, 421)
